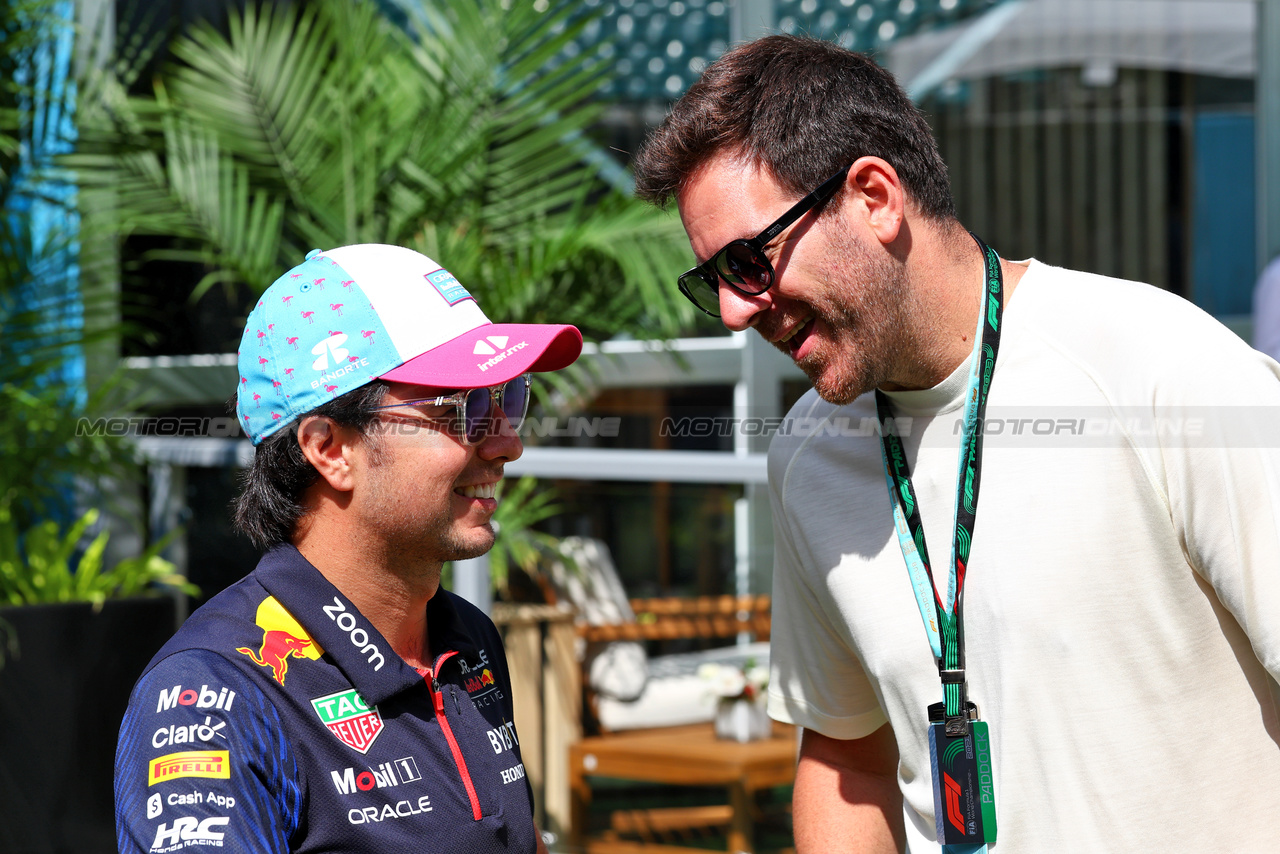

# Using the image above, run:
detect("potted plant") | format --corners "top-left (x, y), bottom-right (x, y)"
top-left (0, 383), bottom-right (198, 854)
top-left (0, 498), bottom-right (197, 854)
top-left (700, 659), bottom-right (772, 743)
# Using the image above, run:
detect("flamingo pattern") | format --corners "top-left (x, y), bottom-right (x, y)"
top-left (238, 249), bottom-right (423, 443)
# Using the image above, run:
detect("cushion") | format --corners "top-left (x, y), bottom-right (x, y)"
top-left (595, 641), bottom-right (771, 731)
top-left (544, 537), bottom-right (649, 702)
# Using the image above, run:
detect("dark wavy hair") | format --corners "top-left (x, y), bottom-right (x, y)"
top-left (232, 381), bottom-right (390, 550)
top-left (632, 34), bottom-right (955, 221)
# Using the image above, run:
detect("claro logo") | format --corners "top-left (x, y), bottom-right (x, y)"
top-left (322, 597), bottom-right (385, 670)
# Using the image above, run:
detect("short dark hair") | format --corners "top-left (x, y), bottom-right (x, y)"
top-left (632, 35), bottom-right (955, 221)
top-left (232, 381), bottom-right (390, 550)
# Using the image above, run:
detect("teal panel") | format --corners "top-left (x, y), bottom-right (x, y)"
top-left (1192, 113), bottom-right (1256, 317)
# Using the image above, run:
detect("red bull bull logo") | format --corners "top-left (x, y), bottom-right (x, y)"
top-left (463, 668), bottom-right (497, 695)
top-left (236, 596), bottom-right (323, 685)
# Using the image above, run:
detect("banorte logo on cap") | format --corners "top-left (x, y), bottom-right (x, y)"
top-left (236, 596), bottom-right (323, 685)
top-left (312, 333), bottom-right (350, 370)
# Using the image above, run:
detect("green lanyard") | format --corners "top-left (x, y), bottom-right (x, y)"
top-left (875, 234), bottom-right (1003, 728)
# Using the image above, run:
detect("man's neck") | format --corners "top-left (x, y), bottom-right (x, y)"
top-left (882, 225), bottom-right (1026, 392)
top-left (294, 512), bottom-right (439, 672)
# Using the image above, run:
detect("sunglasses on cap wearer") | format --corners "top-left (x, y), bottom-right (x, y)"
top-left (370, 374), bottom-right (531, 445)
top-left (677, 163), bottom-right (854, 317)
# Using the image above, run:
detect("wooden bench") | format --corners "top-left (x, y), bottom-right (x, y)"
top-left (493, 593), bottom-right (778, 847)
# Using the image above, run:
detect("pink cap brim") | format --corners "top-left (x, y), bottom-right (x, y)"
top-left (378, 323), bottom-right (583, 389)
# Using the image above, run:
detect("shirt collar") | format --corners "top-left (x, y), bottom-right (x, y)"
top-left (253, 544), bottom-right (479, 706)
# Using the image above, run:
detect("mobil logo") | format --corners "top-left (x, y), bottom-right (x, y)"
top-left (235, 595), bottom-right (323, 685)
top-left (330, 756), bottom-right (422, 795)
top-left (312, 688), bottom-right (384, 754)
top-left (156, 684), bottom-right (236, 714)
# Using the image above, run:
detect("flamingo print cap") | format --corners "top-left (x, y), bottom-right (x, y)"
top-left (237, 244), bottom-right (582, 444)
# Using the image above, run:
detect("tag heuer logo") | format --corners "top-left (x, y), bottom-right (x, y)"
top-left (472, 335), bottom-right (509, 355)
top-left (312, 689), bottom-right (384, 754)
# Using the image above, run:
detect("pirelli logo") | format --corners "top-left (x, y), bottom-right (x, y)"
top-left (148, 750), bottom-right (231, 786)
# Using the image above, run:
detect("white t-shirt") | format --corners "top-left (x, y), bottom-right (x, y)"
top-left (767, 260), bottom-right (1280, 852)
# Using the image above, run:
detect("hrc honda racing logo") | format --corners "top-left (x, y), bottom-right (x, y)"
top-left (473, 335), bottom-right (528, 372)
top-left (149, 816), bottom-right (229, 852)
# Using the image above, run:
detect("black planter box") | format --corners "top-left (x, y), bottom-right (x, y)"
top-left (0, 597), bottom-right (179, 854)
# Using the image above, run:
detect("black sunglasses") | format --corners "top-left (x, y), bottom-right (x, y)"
top-left (678, 163), bottom-right (853, 317)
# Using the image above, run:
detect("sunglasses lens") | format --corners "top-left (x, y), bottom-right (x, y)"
top-left (679, 271), bottom-right (722, 317)
top-left (716, 242), bottom-right (772, 294)
top-left (500, 376), bottom-right (529, 429)
top-left (462, 377), bottom-right (530, 443)
top-left (464, 388), bottom-right (491, 443)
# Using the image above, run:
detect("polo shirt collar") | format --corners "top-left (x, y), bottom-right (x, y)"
top-left (254, 544), bottom-right (479, 706)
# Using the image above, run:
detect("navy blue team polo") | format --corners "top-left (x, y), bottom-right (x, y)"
top-left (115, 544), bottom-right (537, 853)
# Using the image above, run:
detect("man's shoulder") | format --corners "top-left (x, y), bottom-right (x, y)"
top-left (147, 572), bottom-right (268, 667)
top-left (1018, 261), bottom-right (1240, 350)
top-left (1012, 260), bottom-right (1276, 398)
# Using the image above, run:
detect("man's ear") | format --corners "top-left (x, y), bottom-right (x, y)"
top-left (296, 416), bottom-right (358, 493)
top-left (845, 155), bottom-right (906, 246)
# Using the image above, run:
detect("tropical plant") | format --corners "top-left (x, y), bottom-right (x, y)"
top-left (69, 0), bottom-right (697, 351)
top-left (0, 503), bottom-right (197, 608)
top-left (1, 0), bottom-right (142, 528)
top-left (487, 474), bottom-right (569, 598)
top-left (62, 0), bottom-right (703, 592)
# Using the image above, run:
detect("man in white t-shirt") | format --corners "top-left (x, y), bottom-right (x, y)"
top-left (633, 35), bottom-right (1280, 853)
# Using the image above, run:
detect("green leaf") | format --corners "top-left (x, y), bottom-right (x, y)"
top-left (69, 0), bottom-right (691, 337)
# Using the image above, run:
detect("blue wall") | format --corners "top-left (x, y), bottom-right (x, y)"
top-left (1191, 112), bottom-right (1256, 317)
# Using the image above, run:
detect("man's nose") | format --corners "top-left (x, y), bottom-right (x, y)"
top-left (477, 407), bottom-right (523, 462)
top-left (718, 284), bottom-right (771, 333)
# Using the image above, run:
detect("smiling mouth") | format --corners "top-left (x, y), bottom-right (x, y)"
top-left (776, 317), bottom-right (813, 354)
top-left (458, 483), bottom-right (498, 500)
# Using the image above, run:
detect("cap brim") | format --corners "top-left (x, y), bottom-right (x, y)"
top-left (378, 323), bottom-right (583, 389)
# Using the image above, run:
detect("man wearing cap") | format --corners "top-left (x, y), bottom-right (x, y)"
top-left (114, 244), bottom-right (581, 853)
top-left (633, 36), bottom-right (1280, 854)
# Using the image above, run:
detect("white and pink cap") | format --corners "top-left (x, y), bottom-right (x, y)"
top-left (236, 244), bottom-right (582, 444)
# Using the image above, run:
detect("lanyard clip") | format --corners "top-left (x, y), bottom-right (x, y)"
top-left (928, 699), bottom-right (979, 736)
top-left (936, 670), bottom-right (971, 736)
